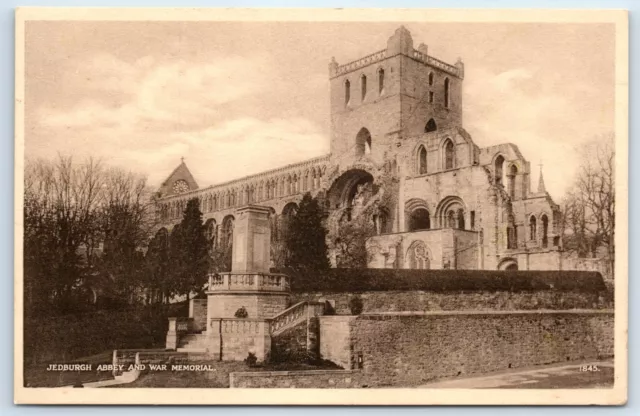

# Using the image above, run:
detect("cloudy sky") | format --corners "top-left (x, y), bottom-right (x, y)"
top-left (24, 21), bottom-right (615, 200)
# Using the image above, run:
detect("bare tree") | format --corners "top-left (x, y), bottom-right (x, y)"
top-left (561, 134), bottom-right (615, 273)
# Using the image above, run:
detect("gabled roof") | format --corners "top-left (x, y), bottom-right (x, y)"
top-left (157, 160), bottom-right (199, 198)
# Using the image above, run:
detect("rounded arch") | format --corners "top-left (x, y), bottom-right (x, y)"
top-left (282, 202), bottom-right (299, 216)
top-left (405, 198), bottom-right (431, 231)
top-left (498, 258), bottom-right (518, 271)
top-left (435, 196), bottom-right (467, 229)
top-left (442, 138), bottom-right (455, 170)
top-left (356, 127), bottom-right (372, 156)
top-left (428, 71), bottom-right (434, 86)
top-left (425, 118), bottom-right (437, 133)
top-left (405, 240), bottom-right (431, 270)
top-left (327, 168), bottom-right (375, 211)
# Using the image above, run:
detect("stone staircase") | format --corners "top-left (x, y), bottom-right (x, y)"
top-left (177, 332), bottom-right (208, 353)
top-left (270, 301), bottom-right (325, 336)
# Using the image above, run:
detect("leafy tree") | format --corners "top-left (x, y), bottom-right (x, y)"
top-left (285, 193), bottom-right (330, 270)
top-left (168, 198), bottom-right (210, 301)
top-left (144, 228), bottom-right (171, 304)
top-left (330, 216), bottom-right (376, 268)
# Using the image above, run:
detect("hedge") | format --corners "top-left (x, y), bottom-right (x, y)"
top-left (273, 268), bottom-right (607, 293)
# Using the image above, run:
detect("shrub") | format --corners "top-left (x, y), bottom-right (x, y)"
top-left (234, 306), bottom-right (248, 318)
top-left (323, 300), bottom-right (336, 316)
top-left (276, 268), bottom-right (607, 294)
top-left (244, 352), bottom-right (257, 368)
top-left (349, 296), bottom-right (364, 315)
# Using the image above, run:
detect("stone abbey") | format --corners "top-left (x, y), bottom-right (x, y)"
top-left (154, 26), bottom-right (563, 272)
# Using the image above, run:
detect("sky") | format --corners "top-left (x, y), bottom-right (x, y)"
top-left (24, 21), bottom-right (615, 201)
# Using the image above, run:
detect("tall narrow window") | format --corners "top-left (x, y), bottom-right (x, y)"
top-left (418, 146), bottom-right (427, 174)
top-left (429, 91), bottom-right (434, 103)
top-left (428, 72), bottom-right (434, 86)
top-left (345, 79), bottom-right (350, 105)
top-left (470, 211), bottom-right (475, 229)
top-left (356, 128), bottom-right (372, 157)
top-left (494, 155), bottom-right (505, 186)
top-left (361, 74), bottom-right (367, 101)
top-left (444, 140), bottom-right (455, 170)
top-left (508, 165), bottom-right (518, 199)
top-left (457, 208), bottom-right (465, 230)
top-left (529, 216), bottom-right (537, 241)
top-left (541, 215), bottom-right (549, 248)
top-left (378, 68), bottom-right (384, 94)
top-left (444, 77), bottom-right (450, 108)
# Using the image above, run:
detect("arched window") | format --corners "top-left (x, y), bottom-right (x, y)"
top-left (361, 74), bottom-right (367, 101)
top-left (508, 165), bottom-right (518, 199)
top-left (495, 155), bottom-right (505, 186)
top-left (378, 68), bottom-right (385, 93)
top-left (444, 77), bottom-right (450, 108)
top-left (280, 203), bottom-right (298, 238)
top-left (356, 128), bottom-right (372, 157)
top-left (406, 241), bottom-right (430, 270)
top-left (529, 216), bottom-right (537, 241)
top-left (425, 118), bottom-right (437, 133)
top-left (428, 72), bottom-right (434, 86)
top-left (409, 208), bottom-right (430, 231)
top-left (345, 79), bottom-right (350, 105)
top-left (444, 140), bottom-right (455, 170)
top-left (541, 214), bottom-right (549, 248)
top-left (418, 146), bottom-right (427, 174)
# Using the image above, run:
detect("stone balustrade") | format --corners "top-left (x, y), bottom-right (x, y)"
top-left (269, 301), bottom-right (325, 335)
top-left (208, 318), bottom-right (270, 335)
top-left (207, 272), bottom-right (290, 293)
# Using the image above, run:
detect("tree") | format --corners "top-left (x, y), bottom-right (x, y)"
top-left (168, 198), bottom-right (210, 301)
top-left (285, 193), bottom-right (330, 270)
top-left (561, 135), bottom-right (615, 273)
top-left (330, 215), bottom-right (376, 268)
top-left (144, 228), bottom-right (171, 304)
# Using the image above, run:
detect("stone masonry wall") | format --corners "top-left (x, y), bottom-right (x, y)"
top-left (208, 293), bottom-right (289, 319)
top-left (230, 369), bottom-right (361, 388)
top-left (294, 290), bottom-right (612, 315)
top-left (318, 316), bottom-right (356, 369)
top-left (271, 320), bottom-right (308, 362)
top-left (350, 311), bottom-right (613, 387)
top-left (189, 299), bottom-right (207, 332)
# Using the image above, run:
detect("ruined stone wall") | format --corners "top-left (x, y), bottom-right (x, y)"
top-left (350, 311), bottom-right (613, 386)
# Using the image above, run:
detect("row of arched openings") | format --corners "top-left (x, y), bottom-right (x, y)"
top-left (406, 196), bottom-right (469, 232)
top-left (160, 169), bottom-right (325, 221)
top-left (416, 137), bottom-right (456, 175)
top-left (529, 214), bottom-right (549, 248)
top-left (345, 69), bottom-right (386, 105)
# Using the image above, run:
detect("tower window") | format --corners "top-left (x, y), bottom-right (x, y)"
top-left (444, 78), bottom-right (450, 108)
top-left (529, 216), bottom-right (537, 241)
top-left (428, 72), bottom-right (434, 86)
top-left (418, 146), bottom-right (427, 174)
top-left (470, 211), bottom-right (475, 229)
top-left (378, 69), bottom-right (384, 94)
top-left (541, 214), bottom-right (549, 248)
top-left (356, 127), bottom-right (372, 157)
top-left (429, 91), bottom-right (434, 103)
top-left (361, 75), bottom-right (367, 101)
top-left (345, 79), bottom-right (351, 105)
top-left (425, 118), bottom-right (437, 133)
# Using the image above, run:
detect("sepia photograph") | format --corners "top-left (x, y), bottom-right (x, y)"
top-left (14, 7), bottom-right (628, 405)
